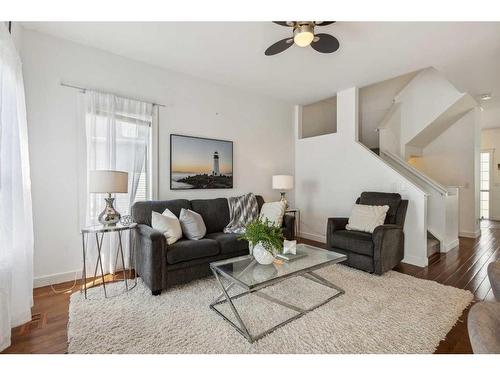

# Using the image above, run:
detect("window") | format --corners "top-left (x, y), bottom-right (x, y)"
top-left (86, 108), bottom-right (153, 225)
top-left (480, 151), bottom-right (492, 220)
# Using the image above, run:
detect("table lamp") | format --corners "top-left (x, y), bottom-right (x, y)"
top-left (272, 175), bottom-right (293, 208)
top-left (89, 170), bottom-right (128, 226)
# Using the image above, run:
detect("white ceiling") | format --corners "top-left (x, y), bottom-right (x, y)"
top-left (21, 21), bottom-right (500, 127)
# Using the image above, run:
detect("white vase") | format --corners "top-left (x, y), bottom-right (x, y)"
top-left (252, 242), bottom-right (276, 265)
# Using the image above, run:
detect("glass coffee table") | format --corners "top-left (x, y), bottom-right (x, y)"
top-left (209, 243), bottom-right (347, 343)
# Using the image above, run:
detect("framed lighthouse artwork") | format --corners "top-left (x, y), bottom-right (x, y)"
top-left (170, 134), bottom-right (233, 190)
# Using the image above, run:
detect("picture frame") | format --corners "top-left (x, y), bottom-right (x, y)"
top-left (170, 134), bottom-right (233, 190)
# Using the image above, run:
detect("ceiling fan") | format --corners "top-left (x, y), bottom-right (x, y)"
top-left (265, 21), bottom-right (340, 56)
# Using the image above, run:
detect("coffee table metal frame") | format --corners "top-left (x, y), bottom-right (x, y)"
top-left (209, 251), bottom-right (347, 343)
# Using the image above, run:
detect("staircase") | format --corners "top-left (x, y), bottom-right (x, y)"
top-left (380, 150), bottom-right (460, 253)
top-left (362, 67), bottom-right (477, 257)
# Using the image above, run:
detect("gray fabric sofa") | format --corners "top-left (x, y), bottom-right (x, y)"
top-left (131, 195), bottom-right (295, 295)
top-left (326, 192), bottom-right (408, 275)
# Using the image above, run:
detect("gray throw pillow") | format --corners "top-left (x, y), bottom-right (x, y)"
top-left (179, 208), bottom-right (207, 240)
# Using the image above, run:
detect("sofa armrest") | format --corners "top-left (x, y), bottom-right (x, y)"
top-left (372, 224), bottom-right (404, 275)
top-left (282, 214), bottom-right (295, 240)
top-left (134, 224), bottom-right (167, 293)
top-left (136, 223), bottom-right (164, 242)
top-left (326, 218), bottom-right (348, 248)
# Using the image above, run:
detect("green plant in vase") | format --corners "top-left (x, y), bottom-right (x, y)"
top-left (240, 217), bottom-right (284, 264)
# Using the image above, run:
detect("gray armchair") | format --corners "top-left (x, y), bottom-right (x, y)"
top-left (326, 192), bottom-right (408, 275)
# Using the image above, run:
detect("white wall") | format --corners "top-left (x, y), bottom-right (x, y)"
top-left (396, 68), bottom-right (464, 157)
top-left (358, 71), bottom-right (417, 149)
top-left (481, 127), bottom-right (500, 220)
top-left (295, 87), bottom-right (428, 267)
top-left (409, 110), bottom-right (480, 238)
top-left (20, 29), bottom-right (294, 286)
top-left (301, 96), bottom-right (337, 139)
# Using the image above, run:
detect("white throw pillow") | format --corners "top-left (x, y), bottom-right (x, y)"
top-left (179, 208), bottom-right (207, 240)
top-left (151, 208), bottom-right (182, 245)
top-left (260, 201), bottom-right (286, 227)
top-left (346, 204), bottom-right (390, 233)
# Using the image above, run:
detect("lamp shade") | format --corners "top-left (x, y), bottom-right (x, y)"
top-left (89, 170), bottom-right (128, 194)
top-left (272, 175), bottom-right (293, 190)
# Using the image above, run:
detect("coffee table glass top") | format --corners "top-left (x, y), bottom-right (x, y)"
top-left (210, 243), bottom-right (346, 290)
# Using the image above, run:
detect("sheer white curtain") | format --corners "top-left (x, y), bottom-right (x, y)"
top-left (83, 90), bottom-right (152, 274)
top-left (0, 24), bottom-right (34, 352)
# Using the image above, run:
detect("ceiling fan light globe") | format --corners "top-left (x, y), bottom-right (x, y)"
top-left (293, 25), bottom-right (314, 47)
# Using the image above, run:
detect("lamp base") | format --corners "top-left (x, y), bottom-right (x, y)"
top-left (98, 195), bottom-right (121, 226)
top-left (280, 192), bottom-right (289, 209)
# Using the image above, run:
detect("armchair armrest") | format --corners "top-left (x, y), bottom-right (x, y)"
top-left (134, 224), bottom-right (167, 294)
top-left (326, 218), bottom-right (348, 248)
top-left (372, 224), bottom-right (404, 275)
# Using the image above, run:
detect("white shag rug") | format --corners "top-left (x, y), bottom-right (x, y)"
top-left (68, 264), bottom-right (472, 354)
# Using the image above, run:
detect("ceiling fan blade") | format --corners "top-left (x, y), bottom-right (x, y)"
top-left (311, 33), bottom-right (340, 54)
top-left (265, 38), bottom-right (293, 56)
top-left (273, 21), bottom-right (294, 27)
top-left (315, 21), bottom-right (336, 26)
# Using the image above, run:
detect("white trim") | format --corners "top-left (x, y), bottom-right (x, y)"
top-left (442, 239), bottom-right (460, 253)
top-left (402, 254), bottom-right (428, 267)
top-left (34, 269), bottom-right (81, 288)
top-left (459, 230), bottom-right (481, 238)
top-left (298, 231), bottom-right (326, 243)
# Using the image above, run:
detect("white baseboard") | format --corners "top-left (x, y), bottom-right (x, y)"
top-left (298, 231), bottom-right (326, 243)
top-left (459, 230), bottom-right (481, 239)
top-left (442, 239), bottom-right (460, 253)
top-left (34, 269), bottom-right (81, 288)
top-left (402, 254), bottom-right (428, 267)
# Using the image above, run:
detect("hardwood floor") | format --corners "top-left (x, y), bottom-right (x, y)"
top-left (2, 221), bottom-right (498, 354)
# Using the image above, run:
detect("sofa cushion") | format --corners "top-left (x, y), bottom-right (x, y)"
top-left (151, 208), bottom-right (182, 245)
top-left (359, 192), bottom-right (402, 225)
top-left (179, 208), bottom-right (207, 240)
top-left (260, 201), bottom-right (286, 227)
top-left (166, 238), bottom-right (220, 265)
top-left (190, 198), bottom-right (230, 234)
top-left (346, 204), bottom-right (389, 233)
top-left (132, 199), bottom-right (192, 226)
top-left (329, 229), bottom-right (374, 256)
top-left (205, 232), bottom-right (249, 255)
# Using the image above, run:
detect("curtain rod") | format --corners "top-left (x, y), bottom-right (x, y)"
top-left (60, 82), bottom-right (166, 108)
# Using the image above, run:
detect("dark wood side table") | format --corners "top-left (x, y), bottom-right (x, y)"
top-left (285, 208), bottom-right (300, 239)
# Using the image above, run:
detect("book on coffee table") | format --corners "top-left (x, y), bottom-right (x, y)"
top-left (276, 248), bottom-right (308, 262)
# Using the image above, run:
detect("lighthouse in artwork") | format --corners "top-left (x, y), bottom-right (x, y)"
top-left (212, 151), bottom-right (220, 176)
